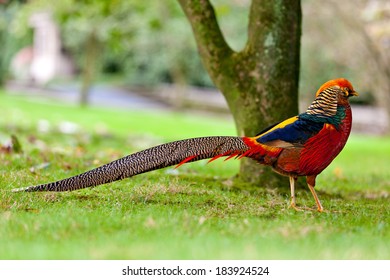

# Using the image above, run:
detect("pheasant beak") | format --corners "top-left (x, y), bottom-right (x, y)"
top-left (347, 90), bottom-right (358, 97)
top-left (350, 91), bottom-right (359, 97)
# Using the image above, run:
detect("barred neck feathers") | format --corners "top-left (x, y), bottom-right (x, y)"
top-left (306, 86), bottom-right (339, 117)
top-left (303, 86), bottom-right (349, 128)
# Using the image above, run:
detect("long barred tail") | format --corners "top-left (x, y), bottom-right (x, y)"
top-left (13, 136), bottom-right (251, 192)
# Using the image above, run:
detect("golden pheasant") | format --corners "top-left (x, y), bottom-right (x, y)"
top-left (14, 78), bottom-right (358, 212)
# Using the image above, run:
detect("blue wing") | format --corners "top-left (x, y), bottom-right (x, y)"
top-left (255, 113), bottom-right (325, 146)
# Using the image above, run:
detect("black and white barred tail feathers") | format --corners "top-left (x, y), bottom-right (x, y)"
top-left (14, 136), bottom-right (249, 192)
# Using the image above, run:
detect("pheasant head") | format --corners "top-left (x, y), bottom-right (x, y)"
top-left (307, 78), bottom-right (358, 117)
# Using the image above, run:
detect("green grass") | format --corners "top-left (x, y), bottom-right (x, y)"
top-left (0, 92), bottom-right (389, 259)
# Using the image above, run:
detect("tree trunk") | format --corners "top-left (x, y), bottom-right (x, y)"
top-left (178, 0), bottom-right (301, 187)
top-left (80, 32), bottom-right (100, 106)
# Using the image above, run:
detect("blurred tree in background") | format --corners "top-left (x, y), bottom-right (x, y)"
top-left (10, 0), bottom-right (215, 104)
top-left (0, 0), bottom-right (29, 87)
top-left (11, 0), bottom-right (140, 105)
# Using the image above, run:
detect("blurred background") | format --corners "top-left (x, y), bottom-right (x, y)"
top-left (1, 0), bottom-right (389, 134)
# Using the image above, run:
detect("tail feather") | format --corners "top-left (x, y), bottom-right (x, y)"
top-left (14, 136), bottom-right (252, 192)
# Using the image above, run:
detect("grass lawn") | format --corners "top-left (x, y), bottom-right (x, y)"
top-left (0, 92), bottom-right (389, 259)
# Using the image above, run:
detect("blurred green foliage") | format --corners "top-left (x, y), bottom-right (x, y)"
top-left (5, 0), bottom-right (253, 89)
top-left (9, 0), bottom-right (220, 87)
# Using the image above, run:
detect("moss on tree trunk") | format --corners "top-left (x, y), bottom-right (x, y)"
top-left (178, 0), bottom-right (301, 187)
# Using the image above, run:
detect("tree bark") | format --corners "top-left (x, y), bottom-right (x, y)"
top-left (178, 0), bottom-right (301, 186)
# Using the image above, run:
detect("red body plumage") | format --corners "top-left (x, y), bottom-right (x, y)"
top-left (199, 78), bottom-right (356, 211)
top-left (238, 78), bottom-right (357, 211)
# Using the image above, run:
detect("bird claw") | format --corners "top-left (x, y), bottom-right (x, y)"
top-left (289, 203), bottom-right (303, 211)
top-left (289, 203), bottom-right (324, 213)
